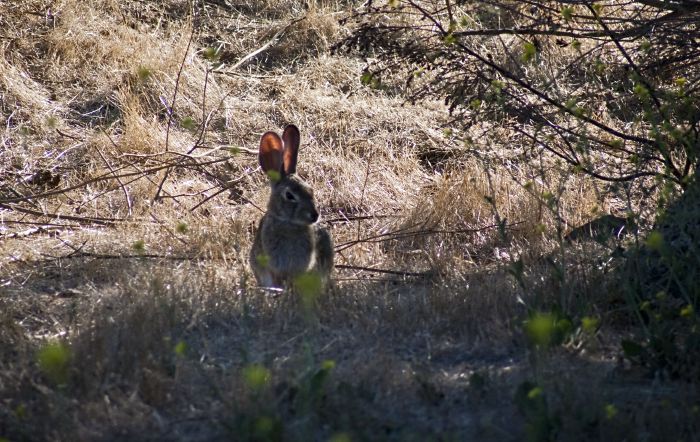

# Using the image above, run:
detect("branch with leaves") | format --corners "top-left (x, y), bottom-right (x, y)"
top-left (338, 0), bottom-right (700, 192)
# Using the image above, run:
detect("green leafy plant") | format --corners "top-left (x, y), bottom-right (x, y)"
top-left (524, 311), bottom-right (573, 350)
top-left (37, 341), bottom-right (71, 386)
top-left (339, 0), bottom-right (700, 190)
top-left (515, 382), bottom-right (560, 442)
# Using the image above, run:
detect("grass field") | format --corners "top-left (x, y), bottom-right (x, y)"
top-left (1, 1), bottom-right (698, 440)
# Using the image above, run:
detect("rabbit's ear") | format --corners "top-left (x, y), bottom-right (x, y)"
top-left (259, 131), bottom-right (284, 175)
top-left (282, 124), bottom-right (300, 175)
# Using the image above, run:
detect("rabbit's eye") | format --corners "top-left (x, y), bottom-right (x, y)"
top-left (284, 190), bottom-right (297, 202)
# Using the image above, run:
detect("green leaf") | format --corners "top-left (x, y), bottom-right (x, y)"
top-left (608, 138), bottom-right (623, 150)
top-left (556, 318), bottom-right (573, 336)
top-left (253, 416), bottom-right (282, 440)
top-left (255, 253), bottom-right (270, 269)
top-left (202, 47), bottom-right (220, 62)
top-left (174, 340), bottom-right (187, 357)
top-left (594, 58), bottom-right (605, 73)
top-left (137, 66), bottom-right (152, 82)
top-left (181, 117), bottom-right (197, 132)
top-left (45, 116), bottom-right (58, 129)
top-left (522, 41), bottom-right (537, 63)
top-left (639, 38), bottom-right (652, 52)
top-left (527, 386), bottom-right (543, 400)
top-left (525, 313), bottom-right (555, 347)
top-left (176, 221), bottom-right (188, 234)
top-left (490, 80), bottom-right (504, 93)
top-left (633, 83), bottom-right (650, 100)
top-left (14, 403), bottom-right (26, 419)
top-left (561, 6), bottom-right (573, 21)
top-left (645, 230), bottom-right (664, 251)
top-left (604, 403), bottom-right (618, 420)
top-left (242, 364), bottom-right (271, 390)
top-left (514, 381), bottom-right (547, 416)
top-left (310, 359), bottom-right (336, 397)
top-left (680, 304), bottom-right (694, 318)
top-left (444, 33), bottom-right (457, 46)
top-left (581, 316), bottom-right (599, 333)
top-left (329, 433), bottom-right (352, 442)
top-left (522, 41), bottom-right (537, 62)
top-left (541, 191), bottom-right (556, 208)
top-left (360, 72), bottom-right (373, 86)
top-left (37, 341), bottom-right (71, 385)
top-left (132, 239), bottom-right (145, 253)
top-left (294, 271), bottom-right (323, 308)
top-left (266, 169), bottom-right (281, 182)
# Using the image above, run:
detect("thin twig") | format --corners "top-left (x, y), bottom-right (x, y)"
top-left (214, 15), bottom-right (306, 72)
top-left (189, 186), bottom-right (230, 212)
top-left (0, 225), bottom-right (67, 239)
top-left (0, 157), bottom-right (233, 205)
top-left (46, 251), bottom-right (195, 261)
top-left (0, 203), bottom-right (123, 225)
top-left (324, 213), bottom-right (398, 224)
top-left (154, 17), bottom-right (198, 202)
top-left (335, 221), bottom-right (523, 252)
top-left (335, 264), bottom-right (429, 278)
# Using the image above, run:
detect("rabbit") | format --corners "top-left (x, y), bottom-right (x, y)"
top-left (249, 124), bottom-right (334, 290)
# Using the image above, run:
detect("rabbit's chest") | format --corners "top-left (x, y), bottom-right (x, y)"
top-left (262, 224), bottom-right (316, 275)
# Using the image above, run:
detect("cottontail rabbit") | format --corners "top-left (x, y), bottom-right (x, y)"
top-left (249, 125), bottom-right (334, 289)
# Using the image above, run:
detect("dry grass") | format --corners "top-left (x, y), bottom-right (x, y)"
top-left (1, 1), bottom-right (697, 440)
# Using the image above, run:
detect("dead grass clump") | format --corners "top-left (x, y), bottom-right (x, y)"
top-left (267, 8), bottom-right (341, 63)
top-left (393, 162), bottom-right (545, 276)
top-left (0, 56), bottom-right (70, 185)
top-left (0, 57), bottom-right (65, 134)
top-left (116, 92), bottom-right (174, 154)
top-left (45, 2), bottom-right (186, 98)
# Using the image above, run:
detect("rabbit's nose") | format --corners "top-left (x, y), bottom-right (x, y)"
top-left (307, 209), bottom-right (319, 223)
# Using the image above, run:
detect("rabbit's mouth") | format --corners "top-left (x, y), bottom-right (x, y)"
top-left (272, 210), bottom-right (318, 226)
top-left (288, 210), bottom-right (318, 226)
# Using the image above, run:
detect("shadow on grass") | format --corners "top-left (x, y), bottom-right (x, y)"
top-left (2, 256), bottom-right (699, 441)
